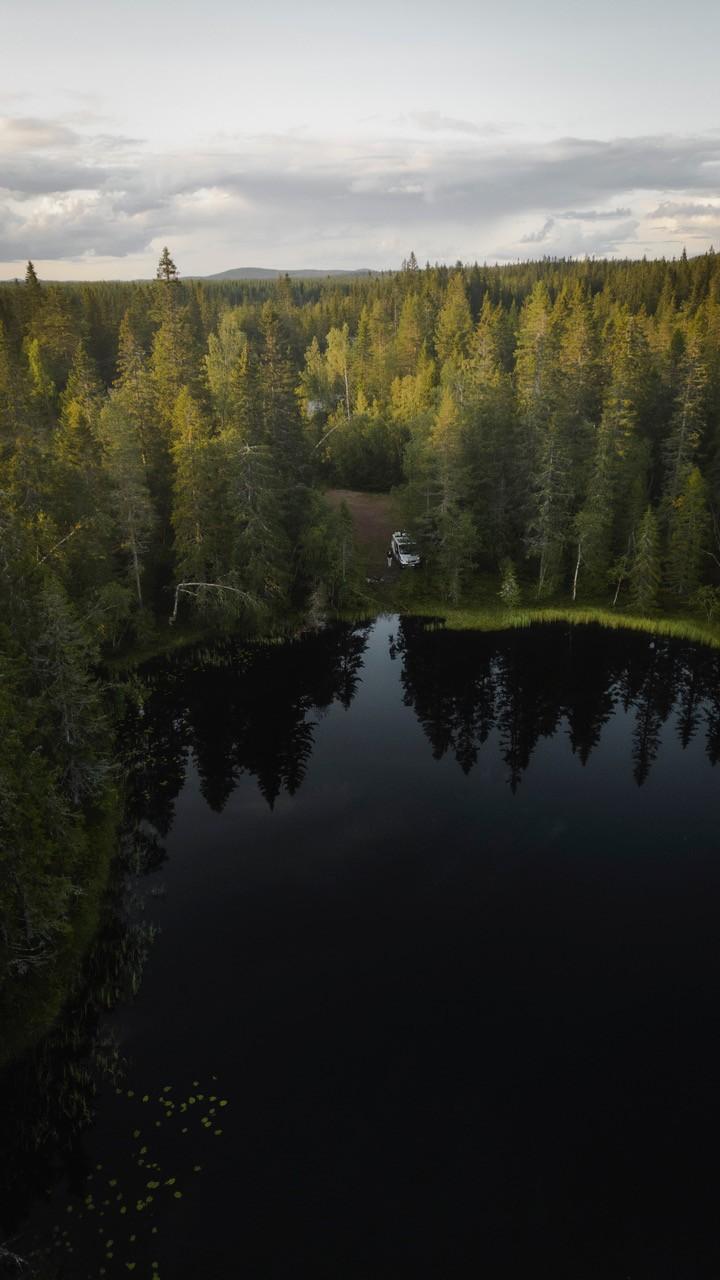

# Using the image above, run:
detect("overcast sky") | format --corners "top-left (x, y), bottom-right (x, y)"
top-left (2, 0), bottom-right (720, 278)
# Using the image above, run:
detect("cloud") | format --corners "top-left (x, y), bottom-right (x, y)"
top-left (1, 117), bottom-right (720, 268)
top-left (407, 111), bottom-right (506, 137)
top-left (520, 217), bottom-right (555, 243)
top-left (649, 200), bottom-right (720, 219)
top-left (497, 217), bottom-right (640, 261)
top-left (0, 192), bottom-right (160, 260)
top-left (0, 115), bottom-right (81, 151)
top-left (555, 207), bottom-right (633, 221)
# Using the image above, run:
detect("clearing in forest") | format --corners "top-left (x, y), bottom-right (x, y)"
top-left (324, 489), bottom-right (399, 576)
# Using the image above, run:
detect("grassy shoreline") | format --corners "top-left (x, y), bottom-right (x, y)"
top-left (351, 568), bottom-right (720, 648)
top-left (377, 598), bottom-right (720, 647)
top-left (107, 588), bottom-right (720, 671)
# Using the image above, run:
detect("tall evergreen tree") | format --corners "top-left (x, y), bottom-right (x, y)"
top-left (630, 507), bottom-right (661, 613)
top-left (170, 388), bottom-right (223, 589)
top-left (204, 309), bottom-right (248, 430)
top-left (666, 465), bottom-right (709, 596)
top-left (435, 273), bottom-right (473, 370)
top-left (99, 395), bottom-right (155, 607)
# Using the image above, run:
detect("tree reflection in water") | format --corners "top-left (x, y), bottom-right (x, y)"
top-left (3, 618), bottom-right (720, 1277)
top-left (395, 619), bottom-right (720, 788)
top-left (0, 624), bottom-right (372, 1259)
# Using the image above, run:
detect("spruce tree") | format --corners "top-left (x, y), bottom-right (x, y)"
top-left (99, 396), bottom-right (155, 607)
top-left (665, 466), bottom-right (709, 596)
top-left (23, 260), bottom-right (42, 326)
top-left (435, 273), bottom-right (473, 369)
top-left (150, 305), bottom-right (198, 427)
top-left (204, 309), bottom-right (248, 430)
top-left (515, 282), bottom-right (559, 430)
top-left (630, 507), bottom-right (661, 613)
top-left (113, 312), bottom-right (155, 469)
top-left (525, 418), bottom-right (573, 597)
top-left (170, 389), bottom-right (226, 604)
top-left (499, 559), bottom-right (521, 610)
top-left (661, 335), bottom-right (707, 514)
top-left (156, 246), bottom-right (179, 284)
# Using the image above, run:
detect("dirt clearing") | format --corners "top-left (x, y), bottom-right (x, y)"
top-left (325, 489), bottom-right (399, 575)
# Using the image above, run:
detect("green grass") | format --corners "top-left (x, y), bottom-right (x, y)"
top-left (421, 602), bottom-right (720, 647)
top-left (352, 573), bottom-right (720, 648)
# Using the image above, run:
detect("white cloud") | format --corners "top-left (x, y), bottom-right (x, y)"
top-left (649, 200), bottom-right (720, 220)
top-left (0, 116), bottom-right (80, 151)
top-left (1, 115), bottom-right (720, 273)
top-left (555, 207), bottom-right (633, 221)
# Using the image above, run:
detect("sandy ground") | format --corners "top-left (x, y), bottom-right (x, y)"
top-left (324, 489), bottom-right (399, 577)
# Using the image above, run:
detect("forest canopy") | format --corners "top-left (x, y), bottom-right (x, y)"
top-left (3, 248), bottom-right (720, 626)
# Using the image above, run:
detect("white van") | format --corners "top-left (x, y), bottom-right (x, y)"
top-left (391, 531), bottom-right (421, 568)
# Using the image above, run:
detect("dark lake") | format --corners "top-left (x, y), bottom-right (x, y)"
top-left (3, 617), bottom-right (720, 1278)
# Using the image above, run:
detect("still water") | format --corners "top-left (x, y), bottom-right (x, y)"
top-left (3, 617), bottom-right (720, 1278)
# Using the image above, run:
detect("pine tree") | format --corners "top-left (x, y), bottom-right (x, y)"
top-left (460, 298), bottom-right (525, 558)
top-left (258, 302), bottom-right (309, 556)
top-left (24, 336), bottom-right (55, 419)
top-left (499, 559), bottom-right (521, 609)
top-left (259, 302), bottom-right (301, 460)
top-left (571, 418), bottom-right (615, 599)
top-left (0, 321), bottom-right (29, 454)
top-left (435, 273), bottom-right (473, 369)
top-left (555, 284), bottom-right (600, 426)
top-left (156, 246), bottom-right (179, 283)
top-left (225, 439), bottom-right (290, 604)
top-left (515, 282), bottom-right (559, 430)
top-left (525, 417), bottom-right (572, 597)
top-left (25, 260), bottom-right (40, 291)
top-left (98, 395), bottom-right (155, 607)
top-left (396, 293), bottom-right (428, 376)
top-left (228, 343), bottom-right (261, 443)
top-left (428, 387), bottom-right (477, 601)
top-left (170, 389), bottom-right (223, 589)
top-left (630, 507), bottom-right (661, 613)
top-left (325, 324), bottom-right (352, 419)
top-left (23, 260), bottom-right (42, 327)
top-left (204, 309), bottom-right (248, 429)
top-left (350, 306), bottom-right (372, 400)
top-left (150, 305), bottom-right (198, 427)
top-left (59, 341), bottom-right (103, 447)
top-left (661, 334), bottom-right (707, 514)
top-left (665, 466), bottom-right (709, 596)
top-left (436, 506), bottom-right (476, 603)
top-left (113, 311), bottom-right (155, 469)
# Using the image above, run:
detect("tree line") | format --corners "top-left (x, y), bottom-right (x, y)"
top-left (298, 254), bottom-right (720, 611)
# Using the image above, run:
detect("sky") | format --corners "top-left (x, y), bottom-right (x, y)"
top-left (1, 0), bottom-right (720, 278)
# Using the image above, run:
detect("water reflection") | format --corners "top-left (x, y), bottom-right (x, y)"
top-left (127, 621), bottom-right (720, 828)
top-left (4, 618), bottom-right (720, 1278)
top-left (0, 848), bottom-right (155, 1240)
top-left (124, 623), bottom-right (371, 821)
top-left (395, 619), bottom-right (720, 788)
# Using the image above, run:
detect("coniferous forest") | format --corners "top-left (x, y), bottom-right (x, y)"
top-left (4, 247), bottom-right (720, 1274)
top-left (3, 248), bottom-right (720, 1022)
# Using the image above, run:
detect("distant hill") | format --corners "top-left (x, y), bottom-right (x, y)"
top-left (203, 267), bottom-right (376, 281)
